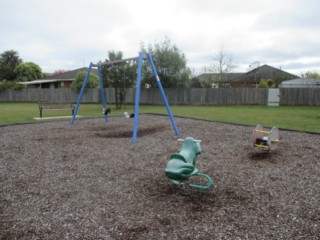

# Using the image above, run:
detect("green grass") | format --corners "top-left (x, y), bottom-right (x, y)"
top-left (169, 105), bottom-right (320, 133)
top-left (0, 103), bottom-right (319, 133)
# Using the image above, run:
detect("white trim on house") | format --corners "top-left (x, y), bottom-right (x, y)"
top-left (279, 78), bottom-right (320, 88)
top-left (19, 79), bottom-right (74, 85)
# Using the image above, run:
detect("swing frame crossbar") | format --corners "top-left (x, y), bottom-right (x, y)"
top-left (92, 56), bottom-right (146, 67)
top-left (70, 52), bottom-right (180, 144)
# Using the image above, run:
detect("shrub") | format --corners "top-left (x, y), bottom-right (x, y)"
top-left (0, 80), bottom-right (24, 90)
top-left (258, 79), bottom-right (277, 88)
top-left (71, 71), bottom-right (99, 92)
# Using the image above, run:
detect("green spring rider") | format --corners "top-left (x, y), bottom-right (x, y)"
top-left (165, 137), bottom-right (213, 190)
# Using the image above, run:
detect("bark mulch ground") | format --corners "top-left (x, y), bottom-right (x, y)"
top-left (1, 115), bottom-right (319, 239)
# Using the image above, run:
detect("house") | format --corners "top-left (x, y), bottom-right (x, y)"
top-left (197, 65), bottom-right (299, 88)
top-left (19, 67), bottom-right (99, 89)
top-left (279, 78), bottom-right (320, 88)
top-left (194, 72), bottom-right (243, 88)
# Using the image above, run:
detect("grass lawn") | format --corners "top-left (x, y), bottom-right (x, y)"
top-left (0, 102), bottom-right (319, 133)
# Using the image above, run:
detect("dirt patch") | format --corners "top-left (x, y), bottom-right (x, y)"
top-left (94, 125), bottom-right (167, 138)
top-left (0, 115), bottom-right (319, 239)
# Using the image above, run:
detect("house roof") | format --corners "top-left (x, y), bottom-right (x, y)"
top-left (234, 64), bottom-right (299, 83)
top-left (197, 64), bottom-right (299, 84)
top-left (44, 67), bottom-right (99, 80)
top-left (19, 67), bottom-right (99, 85)
top-left (197, 72), bottom-right (243, 83)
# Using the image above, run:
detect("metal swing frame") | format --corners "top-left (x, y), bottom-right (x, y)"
top-left (70, 52), bottom-right (180, 144)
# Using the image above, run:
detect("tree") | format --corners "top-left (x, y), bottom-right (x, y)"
top-left (191, 77), bottom-right (203, 88)
top-left (203, 45), bottom-right (236, 88)
top-left (101, 50), bottom-right (136, 109)
top-left (302, 71), bottom-right (320, 79)
top-left (258, 79), bottom-right (276, 88)
top-left (0, 50), bottom-right (22, 80)
top-left (71, 71), bottom-right (99, 91)
top-left (52, 69), bottom-right (68, 75)
top-left (140, 37), bottom-right (191, 88)
top-left (14, 62), bottom-right (43, 81)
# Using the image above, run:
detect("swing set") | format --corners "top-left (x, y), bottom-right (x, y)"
top-left (70, 52), bottom-right (180, 144)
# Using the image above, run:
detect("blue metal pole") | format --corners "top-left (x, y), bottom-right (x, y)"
top-left (147, 53), bottom-right (180, 136)
top-left (98, 64), bottom-right (108, 122)
top-left (132, 52), bottom-right (144, 144)
top-left (70, 62), bottom-right (92, 125)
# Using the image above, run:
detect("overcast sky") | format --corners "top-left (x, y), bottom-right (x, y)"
top-left (1, 0), bottom-right (319, 76)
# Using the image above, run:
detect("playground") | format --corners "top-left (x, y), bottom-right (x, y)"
top-left (1, 115), bottom-right (319, 239)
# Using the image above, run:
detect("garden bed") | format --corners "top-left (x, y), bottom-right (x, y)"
top-left (1, 115), bottom-right (319, 239)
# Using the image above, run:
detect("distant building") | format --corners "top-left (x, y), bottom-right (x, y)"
top-left (279, 78), bottom-right (320, 88)
top-left (19, 67), bottom-right (98, 89)
top-left (197, 64), bottom-right (299, 88)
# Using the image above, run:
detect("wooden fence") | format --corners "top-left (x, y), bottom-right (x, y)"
top-left (0, 88), bottom-right (319, 105)
top-left (135, 88), bottom-right (268, 105)
top-left (280, 88), bottom-right (320, 105)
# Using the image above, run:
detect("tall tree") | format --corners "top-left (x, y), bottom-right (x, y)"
top-left (140, 37), bottom-right (191, 88)
top-left (203, 45), bottom-right (236, 87)
top-left (14, 62), bottom-right (43, 81)
top-left (101, 50), bottom-right (135, 109)
top-left (0, 50), bottom-right (23, 80)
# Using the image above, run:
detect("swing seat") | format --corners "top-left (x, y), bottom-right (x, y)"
top-left (165, 137), bottom-right (213, 190)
